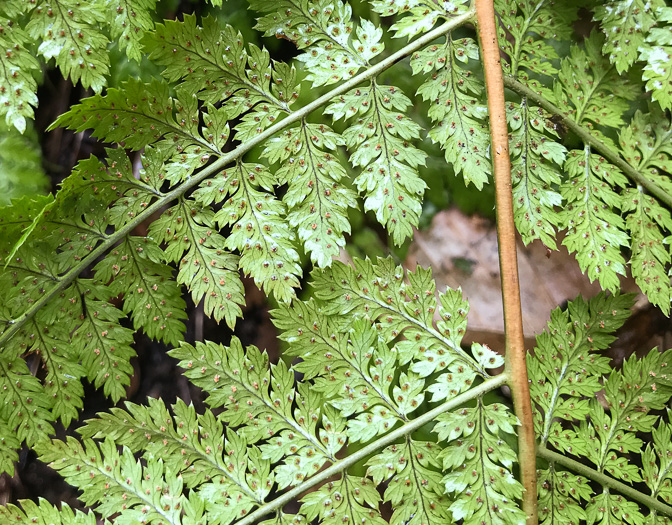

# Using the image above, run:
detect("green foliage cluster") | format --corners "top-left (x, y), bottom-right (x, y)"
top-left (2, 0), bottom-right (672, 523)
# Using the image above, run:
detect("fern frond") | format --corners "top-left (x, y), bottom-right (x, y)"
top-left (0, 18), bottom-right (40, 133)
top-left (576, 350), bottom-right (672, 524)
top-left (302, 474), bottom-right (384, 525)
top-left (24, 0), bottom-right (110, 93)
top-left (198, 161), bottom-right (301, 302)
top-left (264, 121), bottom-right (357, 267)
top-left (0, 417), bottom-right (19, 475)
top-left (0, 349), bottom-right (54, 448)
top-left (594, 0), bottom-right (662, 75)
top-left (58, 258), bottom-right (518, 525)
top-left (170, 338), bottom-right (340, 488)
top-left (640, 6), bottom-right (672, 111)
top-left (412, 36), bottom-right (490, 189)
top-left (367, 437), bottom-right (449, 525)
top-left (0, 498), bottom-right (95, 525)
top-left (148, 198), bottom-right (245, 327)
top-left (94, 236), bottom-right (187, 345)
top-left (529, 292), bottom-right (672, 523)
top-left (496, 0), bottom-right (577, 90)
top-left (51, 78), bottom-right (218, 166)
top-left (369, 0), bottom-right (471, 40)
top-left (69, 280), bottom-right (136, 402)
top-left (642, 416), bottom-right (672, 522)
top-left (559, 147), bottom-right (629, 292)
top-left (251, 0), bottom-right (384, 86)
top-left (37, 437), bottom-right (184, 524)
top-left (537, 465), bottom-right (591, 525)
top-left (508, 99), bottom-right (565, 247)
top-left (146, 15), bottom-right (298, 141)
top-left (273, 304), bottom-right (410, 443)
top-left (107, 0), bottom-right (157, 62)
top-left (79, 397), bottom-right (269, 516)
top-left (326, 81), bottom-right (427, 245)
top-left (528, 293), bottom-right (634, 453)
top-left (435, 400), bottom-right (525, 525)
top-left (58, 148), bottom-right (162, 231)
top-left (619, 110), bottom-right (672, 314)
top-left (310, 258), bottom-right (495, 378)
top-left (584, 349), bottom-right (672, 473)
top-left (554, 32), bottom-right (639, 146)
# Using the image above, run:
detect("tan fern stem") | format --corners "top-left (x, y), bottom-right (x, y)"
top-left (475, 1), bottom-right (538, 523)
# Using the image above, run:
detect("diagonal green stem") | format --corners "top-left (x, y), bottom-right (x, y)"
top-left (0, 10), bottom-right (474, 351)
top-left (502, 76), bottom-right (672, 210)
top-left (537, 446), bottom-right (672, 519)
top-left (235, 373), bottom-right (509, 525)
top-left (475, 1), bottom-right (538, 523)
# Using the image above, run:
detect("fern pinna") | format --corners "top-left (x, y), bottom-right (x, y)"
top-left (3, 0), bottom-right (672, 524)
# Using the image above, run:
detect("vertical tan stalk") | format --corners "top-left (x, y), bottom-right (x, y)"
top-left (474, 1), bottom-right (538, 523)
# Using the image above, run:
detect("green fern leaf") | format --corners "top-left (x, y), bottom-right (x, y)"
top-left (508, 100), bottom-right (565, 247)
top-left (273, 301), bottom-right (413, 443)
top-left (0, 418), bottom-right (19, 475)
top-left (148, 198), bottom-right (245, 328)
top-left (367, 438), bottom-right (449, 525)
top-left (582, 349), bottom-right (672, 473)
top-left (50, 78), bottom-right (217, 164)
top-left (559, 148), bottom-right (629, 292)
top-left (594, 0), bottom-right (663, 74)
top-left (537, 466), bottom-right (591, 525)
top-left (0, 347), bottom-right (54, 447)
top-left (0, 19), bottom-right (40, 133)
top-left (37, 437), bottom-right (184, 524)
top-left (412, 37), bottom-right (490, 189)
top-left (145, 15), bottom-right (298, 141)
top-left (326, 81), bottom-right (427, 245)
top-left (20, 309), bottom-right (85, 427)
top-left (370, 0), bottom-right (470, 40)
top-left (642, 415), bottom-right (672, 521)
top-left (252, 0), bottom-right (383, 86)
top-left (496, 0), bottom-right (577, 88)
top-left (310, 258), bottom-right (491, 377)
top-left (263, 121), bottom-right (357, 267)
top-left (107, 0), bottom-right (157, 62)
top-left (586, 491), bottom-right (645, 525)
top-left (302, 475), bottom-right (384, 525)
top-left (528, 292), bottom-right (634, 454)
top-left (577, 348), bottom-right (672, 525)
top-left (0, 498), bottom-right (95, 525)
top-left (69, 280), bottom-right (135, 402)
top-left (170, 338), bottom-right (340, 488)
top-left (435, 400), bottom-right (525, 525)
top-left (623, 187), bottom-right (672, 315)
top-left (195, 162), bottom-right (301, 302)
top-left (641, 7), bottom-right (672, 110)
top-left (94, 236), bottom-right (187, 345)
top-left (79, 397), bottom-right (269, 516)
top-left (619, 110), bottom-right (672, 314)
top-left (554, 32), bottom-right (639, 146)
top-left (0, 194), bottom-right (53, 264)
top-left (24, 0), bottom-right (110, 93)
top-left (620, 109), bottom-right (672, 195)
top-left (54, 149), bottom-right (162, 231)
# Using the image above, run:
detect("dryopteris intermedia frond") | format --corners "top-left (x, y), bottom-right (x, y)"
top-left (3, 1), bottom-right (672, 524)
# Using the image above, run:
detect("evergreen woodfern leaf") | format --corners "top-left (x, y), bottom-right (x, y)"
top-left (4, 2), bottom-right (672, 524)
